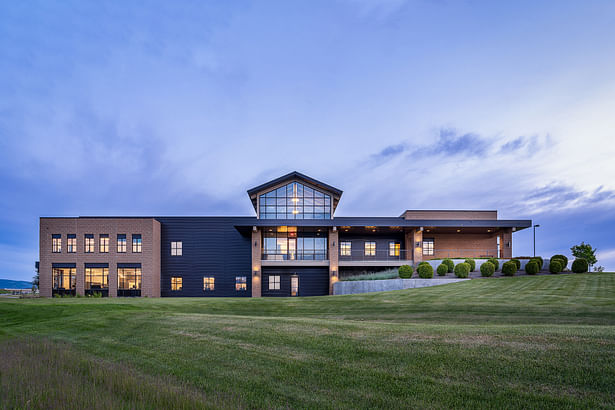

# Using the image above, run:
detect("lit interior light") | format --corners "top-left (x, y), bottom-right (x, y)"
top-left (292, 209), bottom-right (299, 214)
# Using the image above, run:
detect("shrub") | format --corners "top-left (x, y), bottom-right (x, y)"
top-left (480, 261), bottom-right (495, 277)
top-left (442, 258), bottom-right (454, 273)
top-left (571, 258), bottom-right (589, 273)
top-left (510, 259), bottom-right (521, 270)
top-left (487, 258), bottom-right (499, 271)
top-left (417, 263), bottom-right (434, 279)
top-left (530, 257), bottom-right (544, 270)
top-left (418, 261), bottom-right (430, 267)
top-left (551, 254), bottom-right (568, 269)
top-left (454, 262), bottom-right (470, 278)
top-left (549, 259), bottom-right (563, 274)
top-left (525, 261), bottom-right (539, 275)
top-left (464, 259), bottom-right (476, 272)
top-left (502, 261), bottom-right (517, 276)
top-left (398, 265), bottom-right (413, 279)
top-left (436, 263), bottom-right (448, 276)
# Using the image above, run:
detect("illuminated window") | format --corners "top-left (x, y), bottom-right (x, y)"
top-left (340, 241), bottom-right (352, 256)
top-left (171, 277), bottom-right (182, 291)
top-left (235, 276), bottom-right (247, 291)
top-left (99, 234), bottom-right (109, 253)
top-left (52, 234), bottom-right (62, 253)
top-left (423, 238), bottom-right (434, 256)
top-left (262, 227), bottom-right (327, 260)
top-left (171, 241), bottom-right (182, 256)
top-left (67, 234), bottom-right (76, 253)
top-left (258, 182), bottom-right (332, 220)
top-left (132, 234), bottom-right (142, 253)
top-left (268, 275), bottom-right (280, 290)
top-left (291, 276), bottom-right (299, 296)
top-left (84, 234), bottom-right (95, 253)
top-left (52, 268), bottom-right (75, 290)
top-left (85, 267), bottom-right (108, 290)
top-left (117, 234), bottom-right (126, 253)
top-left (118, 268), bottom-right (141, 290)
top-left (364, 241), bottom-right (376, 256)
top-left (389, 242), bottom-right (400, 257)
top-left (203, 277), bottom-right (215, 291)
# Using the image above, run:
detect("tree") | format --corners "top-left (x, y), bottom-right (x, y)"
top-left (32, 267), bottom-right (39, 291)
top-left (570, 242), bottom-right (597, 266)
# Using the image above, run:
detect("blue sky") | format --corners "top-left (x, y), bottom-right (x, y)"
top-left (1, 0), bottom-right (614, 281)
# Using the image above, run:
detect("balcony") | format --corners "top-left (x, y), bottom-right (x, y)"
top-left (425, 249), bottom-right (499, 259)
top-left (261, 251), bottom-right (329, 267)
top-left (339, 250), bottom-right (411, 267)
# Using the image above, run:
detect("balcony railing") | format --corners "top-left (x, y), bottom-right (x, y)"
top-left (339, 249), bottom-right (410, 262)
top-left (262, 251), bottom-right (328, 261)
top-left (423, 249), bottom-right (499, 259)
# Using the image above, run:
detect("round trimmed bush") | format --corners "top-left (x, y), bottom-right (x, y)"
top-left (549, 259), bottom-right (563, 274)
top-left (525, 261), bottom-right (539, 275)
top-left (454, 262), bottom-right (470, 278)
top-left (464, 259), bottom-right (476, 272)
top-left (436, 263), bottom-right (448, 276)
top-left (551, 258), bottom-right (566, 271)
top-left (417, 263), bottom-right (434, 279)
top-left (398, 265), bottom-right (413, 279)
top-left (510, 259), bottom-right (521, 270)
top-left (502, 261), bottom-right (517, 276)
top-left (551, 254), bottom-right (568, 269)
top-left (530, 257), bottom-right (544, 270)
top-left (571, 258), bottom-right (589, 273)
top-left (487, 258), bottom-right (499, 271)
top-left (418, 261), bottom-right (430, 267)
top-left (480, 261), bottom-right (495, 277)
top-left (442, 258), bottom-right (454, 273)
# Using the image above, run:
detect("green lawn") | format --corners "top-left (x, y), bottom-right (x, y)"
top-left (1, 273), bottom-right (615, 409)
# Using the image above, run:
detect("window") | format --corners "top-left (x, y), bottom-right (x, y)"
top-left (132, 234), bottom-right (142, 253)
top-left (268, 275), bottom-right (280, 290)
top-left (85, 234), bottom-right (94, 253)
top-left (258, 181), bottom-right (332, 220)
top-left (291, 276), bottom-right (299, 297)
top-left (171, 277), bottom-right (182, 291)
top-left (85, 267), bottom-right (108, 290)
top-left (261, 226), bottom-right (327, 261)
top-left (52, 268), bottom-right (75, 290)
top-left (117, 234), bottom-right (126, 253)
top-left (365, 241), bottom-right (376, 256)
top-left (423, 238), bottom-right (434, 256)
top-left (389, 242), bottom-right (400, 257)
top-left (171, 241), bottom-right (182, 256)
top-left (340, 241), bottom-right (352, 256)
top-left (118, 268), bottom-right (141, 290)
top-left (235, 276), bottom-right (247, 291)
top-left (52, 234), bottom-right (62, 253)
top-left (99, 234), bottom-right (109, 253)
top-left (67, 234), bottom-right (76, 253)
top-left (203, 277), bottom-right (215, 291)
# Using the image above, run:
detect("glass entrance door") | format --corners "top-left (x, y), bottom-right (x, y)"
top-left (290, 276), bottom-right (299, 296)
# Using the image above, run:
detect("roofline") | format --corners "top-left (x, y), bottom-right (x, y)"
top-left (246, 171), bottom-right (343, 197)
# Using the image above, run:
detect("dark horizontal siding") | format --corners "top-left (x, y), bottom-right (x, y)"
top-left (262, 267), bottom-right (329, 297)
top-left (157, 217), bottom-right (252, 297)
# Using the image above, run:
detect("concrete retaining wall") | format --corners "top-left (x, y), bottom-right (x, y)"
top-left (333, 278), bottom-right (469, 295)
top-left (423, 258), bottom-right (555, 272)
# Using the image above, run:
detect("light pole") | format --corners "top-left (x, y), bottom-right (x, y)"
top-left (533, 224), bottom-right (540, 257)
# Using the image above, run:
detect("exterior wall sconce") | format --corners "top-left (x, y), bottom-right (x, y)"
top-left (506, 241), bottom-right (511, 248)
top-left (415, 241), bottom-right (421, 248)
top-left (332, 241), bottom-right (336, 248)
top-left (419, 226), bottom-right (424, 231)
top-left (331, 268), bottom-right (337, 277)
top-left (254, 241), bottom-right (258, 247)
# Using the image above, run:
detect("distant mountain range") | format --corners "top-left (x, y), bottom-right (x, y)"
top-left (0, 279), bottom-right (33, 289)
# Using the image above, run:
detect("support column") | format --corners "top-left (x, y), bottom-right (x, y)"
top-left (404, 230), bottom-right (413, 262)
top-left (76, 263), bottom-right (85, 296)
top-left (251, 227), bottom-right (262, 298)
top-left (500, 228), bottom-right (513, 259)
top-left (413, 228), bottom-right (423, 264)
top-left (328, 227), bottom-right (339, 295)
top-left (109, 262), bottom-right (117, 297)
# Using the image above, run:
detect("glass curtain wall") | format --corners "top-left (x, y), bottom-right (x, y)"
top-left (85, 267), bottom-right (109, 296)
top-left (52, 268), bottom-right (76, 294)
top-left (262, 226), bottom-right (328, 260)
top-left (259, 182), bottom-right (331, 219)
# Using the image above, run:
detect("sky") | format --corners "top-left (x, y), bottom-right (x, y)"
top-left (1, 0), bottom-right (614, 281)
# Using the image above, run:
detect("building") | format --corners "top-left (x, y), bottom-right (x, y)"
top-left (38, 171), bottom-right (531, 298)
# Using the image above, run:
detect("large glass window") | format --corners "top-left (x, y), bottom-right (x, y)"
top-left (99, 234), bottom-right (109, 253)
top-left (262, 226), bottom-right (327, 260)
top-left (171, 277), bottom-right (182, 291)
top-left (365, 241), bottom-right (376, 256)
top-left (67, 234), bottom-right (76, 253)
top-left (171, 241), bottom-right (182, 256)
top-left (340, 241), bottom-right (352, 256)
top-left (52, 268), bottom-right (75, 290)
top-left (258, 182), bottom-right (332, 219)
top-left (52, 234), bottom-right (62, 253)
top-left (268, 275), bottom-right (280, 290)
top-left (117, 234), bottom-right (126, 253)
top-left (203, 277), bottom-right (215, 291)
top-left (389, 242), bottom-right (400, 257)
top-left (423, 238), bottom-right (434, 256)
top-left (236, 276), bottom-right (247, 291)
top-left (85, 267), bottom-right (108, 290)
top-left (84, 234), bottom-right (94, 253)
top-left (132, 234), bottom-right (142, 253)
top-left (118, 268), bottom-right (141, 290)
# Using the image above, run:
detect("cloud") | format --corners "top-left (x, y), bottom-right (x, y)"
top-left (522, 184), bottom-right (615, 214)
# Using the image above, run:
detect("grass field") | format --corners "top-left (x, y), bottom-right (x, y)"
top-left (1, 273), bottom-right (615, 409)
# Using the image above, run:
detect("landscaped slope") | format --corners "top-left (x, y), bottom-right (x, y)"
top-left (1, 273), bottom-right (614, 409)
